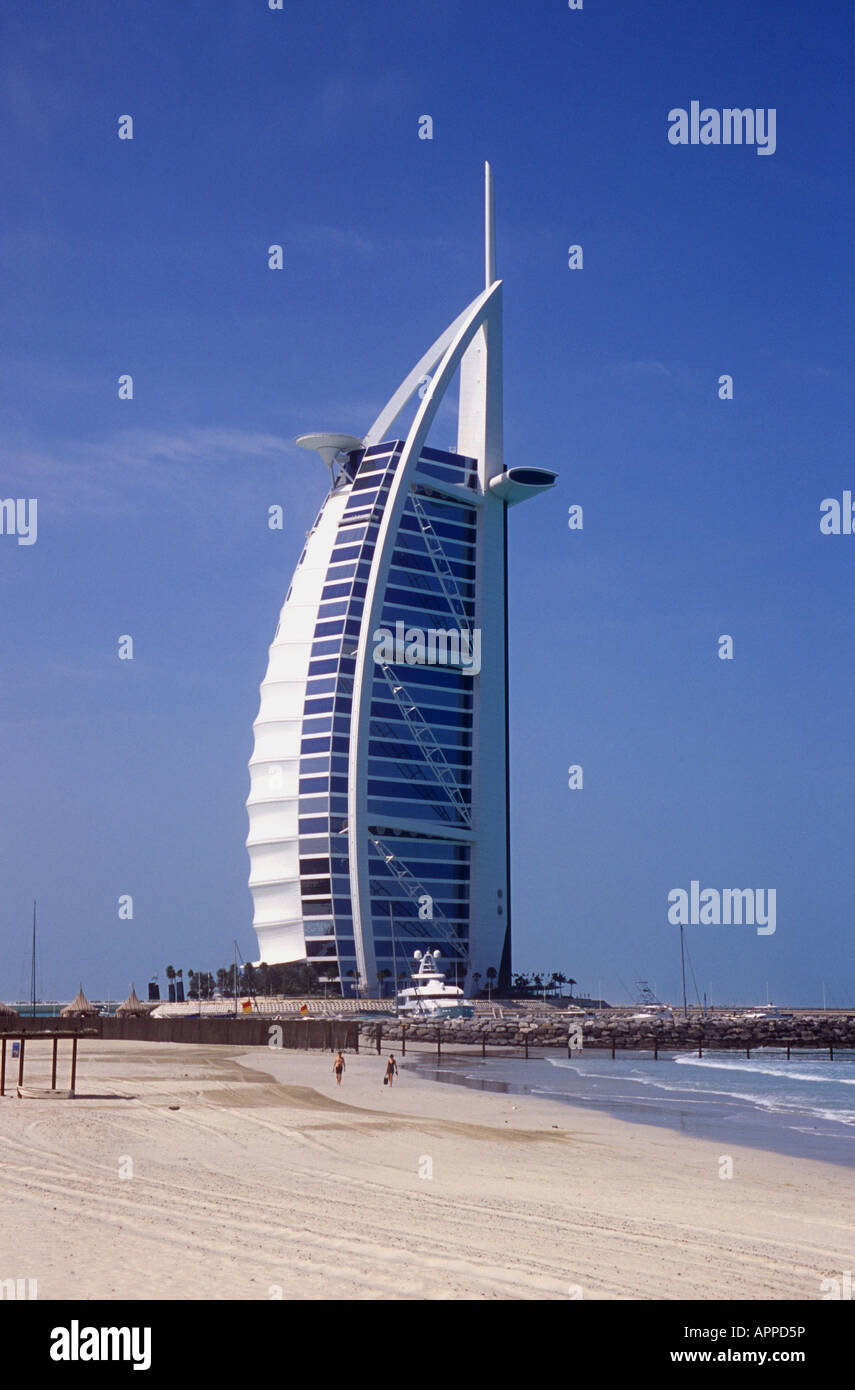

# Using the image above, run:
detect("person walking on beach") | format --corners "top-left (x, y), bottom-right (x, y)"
top-left (384, 1053), bottom-right (398, 1087)
top-left (333, 1050), bottom-right (345, 1086)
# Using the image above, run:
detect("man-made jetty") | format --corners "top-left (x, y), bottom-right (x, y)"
top-left (356, 1008), bottom-right (855, 1053)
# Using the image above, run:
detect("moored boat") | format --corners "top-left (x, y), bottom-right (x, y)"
top-left (396, 950), bottom-right (474, 1020)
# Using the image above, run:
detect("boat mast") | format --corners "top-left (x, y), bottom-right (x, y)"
top-left (30, 900), bottom-right (36, 1017)
top-left (389, 901), bottom-right (398, 1014)
top-left (680, 924), bottom-right (688, 1018)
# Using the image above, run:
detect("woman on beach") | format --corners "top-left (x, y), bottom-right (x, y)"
top-left (384, 1053), bottom-right (398, 1087)
top-left (333, 1051), bottom-right (345, 1085)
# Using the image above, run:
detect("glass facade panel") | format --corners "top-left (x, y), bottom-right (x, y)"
top-left (252, 438), bottom-right (486, 994)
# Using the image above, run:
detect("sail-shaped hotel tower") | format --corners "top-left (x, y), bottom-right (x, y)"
top-left (246, 165), bottom-right (556, 996)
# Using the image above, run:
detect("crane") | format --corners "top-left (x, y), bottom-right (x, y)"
top-left (377, 662), bottom-right (471, 827)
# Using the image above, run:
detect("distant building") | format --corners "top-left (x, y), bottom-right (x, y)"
top-left (246, 165), bottom-right (556, 996)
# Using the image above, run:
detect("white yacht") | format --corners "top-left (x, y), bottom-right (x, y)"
top-left (396, 951), bottom-right (474, 1020)
top-left (630, 1004), bottom-right (674, 1021)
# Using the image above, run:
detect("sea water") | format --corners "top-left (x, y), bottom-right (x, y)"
top-left (405, 1048), bottom-right (855, 1167)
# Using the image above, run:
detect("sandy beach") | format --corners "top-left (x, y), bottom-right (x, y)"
top-left (0, 1038), bottom-right (853, 1301)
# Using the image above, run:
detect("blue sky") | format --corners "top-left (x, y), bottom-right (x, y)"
top-left (1, 0), bottom-right (853, 1006)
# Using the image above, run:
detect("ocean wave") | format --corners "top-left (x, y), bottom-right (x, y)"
top-left (672, 1054), bottom-right (855, 1085)
top-left (544, 1053), bottom-right (855, 1127)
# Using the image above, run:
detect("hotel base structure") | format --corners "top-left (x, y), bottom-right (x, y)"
top-left (246, 166), bottom-right (556, 997)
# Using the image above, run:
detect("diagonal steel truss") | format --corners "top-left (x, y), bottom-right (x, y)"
top-left (368, 834), bottom-right (468, 960)
top-left (409, 491), bottom-right (472, 638)
top-left (377, 661), bottom-right (471, 827)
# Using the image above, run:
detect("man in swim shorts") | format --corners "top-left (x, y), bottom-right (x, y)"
top-left (333, 1050), bottom-right (345, 1085)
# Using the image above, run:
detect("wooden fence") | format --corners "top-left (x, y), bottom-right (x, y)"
top-left (0, 1016), bottom-right (359, 1051)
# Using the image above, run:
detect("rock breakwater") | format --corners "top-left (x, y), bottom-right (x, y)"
top-left (357, 1012), bottom-right (855, 1052)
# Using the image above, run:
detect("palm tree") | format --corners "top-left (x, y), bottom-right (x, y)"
top-left (472, 972), bottom-right (482, 996)
top-left (567, 977), bottom-right (577, 1000)
top-left (552, 971), bottom-right (567, 998)
top-left (377, 968), bottom-right (392, 998)
top-left (486, 966), bottom-right (497, 1001)
top-left (165, 965), bottom-right (176, 1000)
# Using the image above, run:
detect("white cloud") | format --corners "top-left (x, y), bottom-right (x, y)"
top-left (0, 426), bottom-right (305, 521)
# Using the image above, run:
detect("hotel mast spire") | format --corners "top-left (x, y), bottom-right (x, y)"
top-left (485, 160), bottom-right (496, 288)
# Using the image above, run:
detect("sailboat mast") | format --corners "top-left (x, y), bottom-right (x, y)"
top-left (29, 895), bottom-right (37, 1017)
top-left (680, 923), bottom-right (688, 1018)
top-left (389, 901), bottom-right (398, 1014)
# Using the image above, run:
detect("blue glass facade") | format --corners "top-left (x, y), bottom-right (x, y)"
top-left (286, 442), bottom-right (477, 994)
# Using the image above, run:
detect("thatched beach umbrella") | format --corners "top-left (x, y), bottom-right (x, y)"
top-left (61, 986), bottom-right (98, 1018)
top-left (116, 984), bottom-right (145, 1017)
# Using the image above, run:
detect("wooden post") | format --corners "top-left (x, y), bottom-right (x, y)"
top-left (70, 1036), bottom-right (78, 1094)
top-left (51, 1037), bottom-right (58, 1090)
top-left (698, 1037), bottom-right (703, 1059)
top-left (786, 1045), bottom-right (790, 1060)
top-left (830, 1045), bottom-right (834, 1062)
top-left (524, 1033), bottom-right (529, 1060)
top-left (436, 1027), bottom-right (441, 1060)
top-left (653, 1043), bottom-right (658, 1061)
top-left (401, 1025), bottom-right (406, 1057)
top-left (17, 1037), bottom-right (26, 1088)
top-left (0, 1036), bottom-right (5, 1096)
top-left (376, 1024), bottom-right (382, 1055)
top-left (610, 1034), bottom-right (616, 1060)
top-left (746, 1047), bottom-right (751, 1060)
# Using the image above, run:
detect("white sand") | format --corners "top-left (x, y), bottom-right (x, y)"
top-left (0, 1038), bottom-right (852, 1300)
